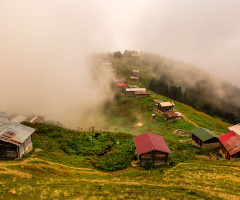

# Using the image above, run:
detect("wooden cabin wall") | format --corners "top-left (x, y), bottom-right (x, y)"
top-left (140, 151), bottom-right (168, 166)
top-left (220, 143), bottom-right (232, 160)
top-left (232, 152), bottom-right (240, 161)
top-left (18, 144), bottom-right (24, 158)
top-left (126, 91), bottom-right (135, 97)
top-left (192, 134), bottom-right (203, 147)
top-left (203, 138), bottom-right (220, 148)
top-left (0, 140), bottom-right (18, 158)
top-left (135, 94), bottom-right (150, 98)
top-left (23, 136), bottom-right (32, 152)
top-left (165, 116), bottom-right (178, 122)
top-left (158, 106), bottom-right (174, 113)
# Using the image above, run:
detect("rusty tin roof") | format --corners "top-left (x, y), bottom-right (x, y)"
top-left (0, 122), bottom-right (35, 146)
top-left (165, 112), bottom-right (179, 118)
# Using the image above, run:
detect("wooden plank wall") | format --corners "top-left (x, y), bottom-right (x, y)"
top-left (140, 151), bottom-right (168, 166)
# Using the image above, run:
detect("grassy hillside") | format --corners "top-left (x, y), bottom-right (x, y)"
top-left (1, 147), bottom-right (240, 199)
top-left (0, 91), bottom-right (237, 199)
top-left (1, 53), bottom-right (239, 199)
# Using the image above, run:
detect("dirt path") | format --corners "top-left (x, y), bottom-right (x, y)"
top-left (180, 112), bottom-right (199, 127)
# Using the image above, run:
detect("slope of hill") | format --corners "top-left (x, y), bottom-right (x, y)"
top-left (0, 89), bottom-right (237, 199)
top-left (0, 120), bottom-right (239, 199)
top-left (1, 51), bottom-right (240, 199)
top-left (108, 51), bottom-right (240, 124)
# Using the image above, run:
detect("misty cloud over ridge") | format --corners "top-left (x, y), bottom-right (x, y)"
top-left (1, 0), bottom-right (240, 127)
top-left (0, 1), bottom-right (115, 128)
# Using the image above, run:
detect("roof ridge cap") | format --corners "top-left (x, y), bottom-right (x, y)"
top-left (147, 133), bottom-right (156, 151)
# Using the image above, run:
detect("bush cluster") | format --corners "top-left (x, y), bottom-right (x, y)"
top-left (27, 123), bottom-right (136, 171)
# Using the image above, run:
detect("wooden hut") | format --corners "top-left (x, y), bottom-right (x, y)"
top-left (133, 133), bottom-right (171, 166)
top-left (130, 76), bottom-right (139, 82)
top-left (135, 91), bottom-right (150, 98)
top-left (132, 70), bottom-right (139, 77)
top-left (0, 122), bottom-right (35, 159)
top-left (191, 127), bottom-right (220, 148)
top-left (116, 83), bottom-right (127, 89)
top-left (219, 131), bottom-right (240, 160)
top-left (25, 115), bottom-right (44, 123)
top-left (157, 102), bottom-right (175, 113)
top-left (164, 112), bottom-right (181, 122)
top-left (126, 88), bottom-right (146, 97)
top-left (128, 85), bottom-right (139, 88)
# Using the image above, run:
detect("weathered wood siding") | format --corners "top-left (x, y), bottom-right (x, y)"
top-left (0, 136), bottom-right (32, 159)
top-left (220, 143), bottom-right (240, 161)
top-left (0, 140), bottom-right (18, 158)
top-left (135, 94), bottom-right (150, 98)
top-left (232, 152), bottom-right (240, 161)
top-left (126, 91), bottom-right (135, 97)
top-left (140, 151), bottom-right (168, 166)
top-left (192, 135), bottom-right (219, 149)
top-left (158, 105), bottom-right (174, 113)
top-left (24, 136), bottom-right (32, 151)
top-left (165, 116), bottom-right (181, 122)
top-left (19, 144), bottom-right (25, 158)
top-left (203, 138), bottom-right (220, 148)
top-left (192, 134), bottom-right (203, 147)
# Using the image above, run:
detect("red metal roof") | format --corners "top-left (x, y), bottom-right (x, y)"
top-left (219, 131), bottom-right (240, 155)
top-left (133, 133), bottom-right (171, 155)
top-left (117, 83), bottom-right (127, 87)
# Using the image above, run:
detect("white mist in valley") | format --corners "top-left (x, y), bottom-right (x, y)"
top-left (1, 0), bottom-right (240, 127)
top-left (0, 1), bottom-right (115, 128)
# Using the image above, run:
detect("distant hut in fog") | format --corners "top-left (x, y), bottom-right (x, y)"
top-left (191, 127), bottom-right (220, 148)
top-left (128, 85), bottom-right (139, 88)
top-left (132, 70), bottom-right (139, 77)
top-left (117, 83), bottom-right (127, 89)
top-left (219, 131), bottom-right (240, 160)
top-left (126, 88), bottom-right (146, 97)
top-left (0, 122), bottom-right (35, 159)
top-left (130, 76), bottom-right (139, 82)
top-left (133, 133), bottom-right (171, 166)
top-left (25, 115), bottom-right (44, 123)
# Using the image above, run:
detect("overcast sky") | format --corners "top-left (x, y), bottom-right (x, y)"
top-left (1, 1), bottom-right (240, 126)
top-left (1, 0), bottom-right (240, 86)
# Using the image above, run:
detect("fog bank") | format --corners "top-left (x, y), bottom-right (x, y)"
top-left (1, 0), bottom-right (240, 127)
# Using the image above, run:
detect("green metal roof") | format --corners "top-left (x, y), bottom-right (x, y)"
top-left (191, 127), bottom-right (219, 142)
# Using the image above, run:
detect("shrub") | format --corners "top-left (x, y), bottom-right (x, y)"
top-left (93, 147), bottom-right (134, 171)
